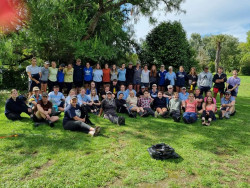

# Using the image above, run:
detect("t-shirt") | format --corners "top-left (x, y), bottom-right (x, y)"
top-left (93, 69), bottom-right (103, 82)
top-left (73, 65), bottom-right (83, 82)
top-left (165, 72), bottom-right (176, 86)
top-left (77, 94), bottom-right (91, 105)
top-left (64, 68), bottom-right (74, 83)
top-left (41, 67), bottom-right (49, 81)
top-left (29, 94), bottom-right (42, 107)
top-left (150, 90), bottom-right (158, 99)
top-left (126, 96), bottom-right (138, 107)
top-left (48, 91), bottom-right (65, 106)
top-left (86, 88), bottom-right (97, 95)
top-left (48, 67), bottom-right (58, 82)
top-left (179, 92), bottom-right (189, 101)
top-left (102, 68), bottom-right (111, 82)
top-left (185, 100), bottom-right (197, 113)
top-left (169, 99), bottom-right (181, 113)
top-left (194, 94), bottom-right (204, 107)
top-left (84, 67), bottom-right (93, 81)
top-left (141, 70), bottom-right (150, 83)
top-left (221, 96), bottom-right (235, 105)
top-left (176, 71), bottom-right (187, 87)
top-left (153, 97), bottom-right (167, 108)
top-left (57, 70), bottom-right (64, 83)
top-left (118, 69), bottom-right (126, 81)
top-left (26, 65), bottom-right (41, 81)
top-left (213, 73), bottom-right (227, 89)
top-left (117, 91), bottom-right (128, 100)
top-left (110, 70), bottom-right (118, 81)
top-left (134, 67), bottom-right (142, 82)
top-left (36, 100), bottom-right (52, 112)
top-left (88, 94), bottom-right (99, 102)
top-left (63, 104), bottom-right (82, 125)
top-left (227, 76), bottom-right (241, 93)
top-left (101, 98), bottom-right (117, 115)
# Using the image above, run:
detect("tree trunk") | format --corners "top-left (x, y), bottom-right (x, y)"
top-left (215, 42), bottom-right (221, 72)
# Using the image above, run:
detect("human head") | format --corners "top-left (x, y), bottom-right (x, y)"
top-left (91, 89), bottom-right (97, 96)
top-left (168, 66), bottom-right (173, 72)
top-left (104, 85), bottom-right (110, 91)
top-left (168, 85), bottom-right (173, 92)
top-left (143, 90), bottom-right (149, 97)
top-left (206, 96), bottom-right (213, 104)
top-left (188, 93), bottom-right (195, 101)
top-left (157, 91), bottom-right (163, 98)
top-left (190, 67), bottom-right (196, 75)
top-left (51, 61), bottom-right (56, 68)
top-left (160, 64), bottom-right (165, 71)
top-left (68, 63), bottom-right (73, 69)
top-left (105, 63), bottom-right (109, 69)
top-left (217, 66), bottom-right (223, 74)
top-left (31, 57), bottom-right (36, 65)
top-left (70, 97), bottom-right (78, 107)
top-left (128, 84), bottom-right (133, 90)
top-left (44, 61), bottom-right (50, 68)
top-left (206, 90), bottom-right (212, 97)
top-left (195, 88), bottom-right (200, 95)
top-left (232, 70), bottom-right (238, 77)
top-left (112, 64), bottom-right (116, 70)
top-left (53, 85), bottom-right (59, 93)
top-left (112, 79), bottom-right (118, 85)
top-left (33, 86), bottom-right (40, 95)
top-left (136, 62), bottom-right (140, 67)
top-left (128, 62), bottom-right (133, 68)
top-left (69, 89), bottom-right (76, 96)
top-left (225, 91), bottom-right (231, 99)
top-left (179, 66), bottom-right (184, 72)
top-left (76, 59), bottom-right (81, 66)
top-left (151, 65), bottom-right (156, 71)
top-left (141, 86), bottom-right (145, 91)
top-left (80, 87), bottom-right (86, 95)
top-left (152, 84), bottom-right (157, 90)
top-left (118, 92), bottom-right (124, 99)
top-left (42, 92), bottom-right (48, 102)
top-left (120, 84), bottom-right (126, 91)
top-left (96, 63), bottom-right (101, 69)
top-left (107, 91), bottom-right (112, 99)
top-left (122, 63), bottom-right (125, 69)
top-left (129, 91), bottom-right (135, 97)
top-left (59, 64), bottom-right (65, 70)
top-left (144, 64), bottom-right (148, 70)
top-left (86, 62), bottom-right (90, 68)
top-left (90, 81), bottom-right (96, 88)
top-left (204, 66), bottom-right (209, 73)
top-left (181, 87), bottom-right (186, 93)
top-left (173, 92), bottom-right (179, 99)
top-left (11, 89), bottom-right (18, 99)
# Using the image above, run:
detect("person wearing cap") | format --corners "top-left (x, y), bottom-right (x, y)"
top-left (117, 84), bottom-right (128, 100)
top-left (28, 86), bottom-right (42, 109)
top-left (48, 61), bottom-right (58, 92)
top-left (26, 57), bottom-right (41, 96)
top-left (150, 84), bottom-right (158, 99)
top-left (138, 90), bottom-right (154, 117)
top-left (73, 59), bottom-right (84, 94)
top-left (48, 85), bottom-right (65, 112)
top-left (83, 62), bottom-right (93, 89)
top-left (183, 93), bottom-right (198, 124)
top-left (197, 66), bottom-right (213, 95)
top-left (149, 65), bottom-right (158, 89)
top-left (164, 85), bottom-right (174, 106)
top-left (137, 85), bottom-right (146, 98)
top-left (176, 66), bottom-right (187, 93)
top-left (57, 64), bottom-right (65, 93)
top-left (65, 89), bottom-right (77, 108)
top-left (115, 93), bottom-right (128, 113)
top-left (153, 91), bottom-right (168, 118)
top-left (157, 65), bottom-right (167, 92)
top-left (169, 92), bottom-right (182, 122)
top-left (141, 64), bottom-right (150, 90)
top-left (99, 91), bottom-right (125, 125)
top-left (226, 70), bottom-right (240, 98)
top-left (101, 85), bottom-right (115, 99)
top-left (165, 66), bottom-right (176, 90)
top-left (126, 62), bottom-right (134, 86)
top-left (133, 62), bottom-right (142, 92)
top-left (40, 61), bottom-right (50, 92)
top-left (126, 90), bottom-right (145, 116)
top-left (212, 66), bottom-right (227, 99)
top-left (179, 87), bottom-right (189, 110)
top-left (63, 96), bottom-right (100, 136)
top-left (5, 89), bottom-right (32, 120)
top-left (33, 92), bottom-right (59, 127)
top-left (219, 91), bottom-right (235, 119)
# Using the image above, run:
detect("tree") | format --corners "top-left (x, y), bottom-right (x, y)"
top-left (139, 21), bottom-right (197, 70)
top-left (213, 34), bottom-right (226, 72)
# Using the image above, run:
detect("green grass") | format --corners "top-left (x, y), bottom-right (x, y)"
top-left (0, 77), bottom-right (250, 188)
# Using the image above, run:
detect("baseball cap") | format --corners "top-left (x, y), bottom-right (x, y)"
top-left (141, 86), bottom-right (145, 89)
top-left (59, 63), bottom-right (65, 67)
top-left (45, 61), bottom-right (50, 65)
top-left (168, 85), bottom-right (173, 89)
top-left (152, 84), bottom-right (157, 87)
top-left (128, 62), bottom-right (133, 65)
top-left (182, 87), bottom-right (186, 90)
top-left (71, 95), bottom-right (77, 99)
top-left (33, 86), bottom-right (40, 91)
top-left (225, 91), bottom-right (231, 95)
top-left (42, 92), bottom-right (48, 97)
top-left (106, 91), bottom-right (112, 94)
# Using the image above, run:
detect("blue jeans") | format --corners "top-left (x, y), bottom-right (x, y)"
top-left (183, 112), bottom-right (197, 122)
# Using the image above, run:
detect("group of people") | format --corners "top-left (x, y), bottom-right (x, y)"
top-left (4, 58), bottom-right (241, 136)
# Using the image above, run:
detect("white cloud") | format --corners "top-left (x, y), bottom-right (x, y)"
top-left (132, 0), bottom-right (250, 42)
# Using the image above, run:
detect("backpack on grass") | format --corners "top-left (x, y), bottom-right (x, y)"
top-left (148, 143), bottom-right (180, 160)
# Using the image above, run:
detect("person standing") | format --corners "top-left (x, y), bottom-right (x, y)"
top-left (213, 66), bottom-right (227, 99)
top-left (93, 63), bottom-right (103, 94)
top-left (187, 67), bottom-right (198, 93)
top-left (149, 65), bottom-right (158, 89)
top-left (141, 64), bottom-right (150, 91)
top-left (126, 62), bottom-right (134, 86)
top-left (165, 66), bottom-right (176, 89)
top-left (175, 66), bottom-right (187, 93)
top-left (133, 62), bottom-right (142, 92)
top-left (102, 63), bottom-right (111, 86)
top-left (110, 64), bottom-right (118, 82)
top-left (64, 63), bottom-right (74, 95)
top-left (118, 63), bottom-right (126, 86)
top-left (157, 65), bottom-right (167, 92)
top-left (48, 61), bottom-right (58, 92)
top-left (197, 66), bottom-right (213, 96)
top-left (26, 57), bottom-right (41, 96)
top-left (73, 59), bottom-right (84, 93)
top-left (57, 64), bottom-right (65, 93)
top-left (40, 61), bottom-right (50, 92)
top-left (83, 62), bottom-right (93, 89)
top-left (226, 70), bottom-right (240, 98)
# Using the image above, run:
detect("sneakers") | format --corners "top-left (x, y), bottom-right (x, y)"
top-left (117, 116), bottom-right (125, 125)
top-left (94, 126), bottom-right (101, 136)
top-left (154, 111), bottom-right (158, 118)
top-left (218, 111), bottom-right (223, 119)
top-left (46, 120), bottom-right (54, 127)
top-left (173, 116), bottom-right (181, 122)
top-left (224, 112), bottom-right (230, 119)
top-left (161, 111), bottom-right (169, 118)
top-left (183, 117), bottom-right (190, 124)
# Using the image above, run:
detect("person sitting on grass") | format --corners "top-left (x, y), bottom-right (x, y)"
top-left (33, 92), bottom-right (59, 127)
top-left (125, 83), bottom-right (137, 98)
top-left (101, 85), bottom-right (115, 99)
top-left (48, 85), bottom-right (65, 114)
top-left (219, 91), bottom-right (236, 119)
top-left (137, 85), bottom-right (146, 98)
top-left (169, 92), bottom-right (182, 122)
top-left (5, 89), bottom-right (32, 120)
top-left (65, 89), bottom-right (77, 108)
top-left (204, 90), bottom-right (217, 112)
top-left (28, 86), bottom-right (42, 110)
top-left (126, 90), bottom-right (145, 117)
top-left (179, 87), bottom-right (189, 111)
top-left (110, 79), bottom-right (119, 96)
top-left (153, 91), bottom-right (168, 118)
top-left (77, 87), bottom-right (91, 107)
top-left (86, 81), bottom-right (97, 95)
top-left (183, 93), bottom-right (198, 124)
top-left (150, 84), bottom-right (158, 99)
top-left (117, 84), bottom-right (128, 100)
top-left (201, 96), bottom-right (216, 126)
top-left (164, 85), bottom-right (174, 105)
top-left (194, 88), bottom-right (204, 113)
top-left (138, 90), bottom-right (154, 117)
top-left (99, 91), bottom-right (125, 125)
top-left (115, 93), bottom-right (128, 113)
top-left (63, 96), bottom-right (100, 136)
top-left (88, 89), bottom-right (101, 115)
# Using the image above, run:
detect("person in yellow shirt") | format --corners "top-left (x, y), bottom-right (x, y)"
top-left (48, 61), bottom-right (58, 92)
top-left (64, 63), bottom-right (74, 94)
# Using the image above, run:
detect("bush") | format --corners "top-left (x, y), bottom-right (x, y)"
top-left (0, 68), bottom-right (28, 90)
top-left (241, 64), bottom-right (250, 75)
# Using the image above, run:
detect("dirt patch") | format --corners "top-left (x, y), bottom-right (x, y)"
top-left (25, 159), bottom-right (55, 180)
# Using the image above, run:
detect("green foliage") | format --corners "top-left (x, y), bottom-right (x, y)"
top-left (240, 53), bottom-right (250, 75)
top-left (208, 61), bottom-right (215, 73)
top-left (139, 21), bottom-right (198, 70)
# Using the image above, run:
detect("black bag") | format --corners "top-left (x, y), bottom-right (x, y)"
top-left (148, 143), bottom-right (180, 160)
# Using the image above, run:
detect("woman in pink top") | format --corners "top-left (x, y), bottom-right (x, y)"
top-left (204, 90), bottom-right (217, 112)
top-left (201, 96), bottom-right (216, 126)
top-left (183, 93), bottom-right (197, 124)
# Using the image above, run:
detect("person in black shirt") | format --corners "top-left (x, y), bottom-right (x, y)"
top-left (136, 86), bottom-right (146, 98)
top-left (213, 66), bottom-right (227, 99)
top-left (187, 67), bottom-right (198, 93)
top-left (126, 62), bottom-right (134, 86)
top-left (110, 79), bottom-right (119, 97)
top-left (194, 88), bottom-right (204, 113)
top-left (5, 89), bottom-right (32, 120)
top-left (73, 59), bottom-right (84, 93)
top-left (63, 96), bottom-right (100, 136)
top-left (153, 91), bottom-right (168, 118)
top-left (115, 93), bottom-right (128, 113)
top-left (99, 91), bottom-right (125, 125)
top-left (101, 85), bottom-right (115, 99)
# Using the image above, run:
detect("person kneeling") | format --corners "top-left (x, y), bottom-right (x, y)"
top-left (201, 96), bottom-right (216, 126)
top-left (183, 93), bottom-right (198, 124)
top-left (33, 92), bottom-right (59, 127)
top-left (63, 96), bottom-right (100, 136)
top-left (169, 92), bottom-right (182, 122)
top-left (99, 91), bottom-right (125, 125)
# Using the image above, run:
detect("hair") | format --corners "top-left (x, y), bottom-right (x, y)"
top-left (179, 66), bottom-right (184, 71)
top-left (80, 87), bottom-right (86, 91)
top-left (150, 65), bottom-right (157, 77)
top-left (11, 89), bottom-right (17, 94)
top-left (95, 63), bottom-right (101, 70)
top-left (189, 93), bottom-right (194, 98)
top-left (218, 66), bottom-right (223, 70)
top-left (53, 85), bottom-right (59, 89)
top-left (76, 58), bottom-right (81, 62)
top-left (174, 92), bottom-right (179, 96)
top-left (68, 63), bottom-right (73, 67)
top-left (206, 96), bottom-right (214, 105)
top-left (195, 88), bottom-right (200, 91)
top-left (158, 91), bottom-right (163, 94)
top-left (189, 67), bottom-right (197, 76)
top-left (105, 85), bottom-right (110, 89)
top-left (31, 57), bottom-right (36, 61)
top-left (113, 79), bottom-right (117, 82)
top-left (143, 90), bottom-right (149, 94)
top-left (90, 89), bottom-right (97, 97)
top-left (111, 64), bottom-right (118, 74)
top-left (69, 89), bottom-right (76, 95)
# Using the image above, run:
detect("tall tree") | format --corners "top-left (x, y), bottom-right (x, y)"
top-left (213, 34), bottom-right (226, 72)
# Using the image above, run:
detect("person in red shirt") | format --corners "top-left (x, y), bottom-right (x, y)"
top-left (102, 63), bottom-right (111, 87)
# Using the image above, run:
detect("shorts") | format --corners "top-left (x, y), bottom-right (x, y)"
top-left (128, 105), bottom-right (136, 111)
top-left (133, 79), bottom-right (141, 85)
top-left (29, 81), bottom-right (41, 92)
top-left (74, 81), bottom-right (83, 88)
top-left (213, 87), bottom-right (224, 94)
top-left (141, 82), bottom-right (149, 87)
top-left (41, 80), bottom-right (48, 84)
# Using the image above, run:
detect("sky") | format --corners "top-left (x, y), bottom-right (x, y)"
top-left (132, 0), bottom-right (250, 42)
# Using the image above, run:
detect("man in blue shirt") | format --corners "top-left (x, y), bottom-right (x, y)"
top-left (117, 84), bottom-right (128, 100)
top-left (77, 88), bottom-right (91, 106)
top-left (219, 91), bottom-right (236, 119)
top-left (178, 87), bottom-right (189, 110)
top-left (125, 83), bottom-right (136, 98)
top-left (48, 85), bottom-right (65, 112)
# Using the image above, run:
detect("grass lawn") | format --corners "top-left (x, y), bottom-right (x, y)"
top-left (0, 77), bottom-right (249, 188)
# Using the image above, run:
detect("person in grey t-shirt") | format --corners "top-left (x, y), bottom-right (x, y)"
top-left (169, 92), bottom-right (182, 122)
top-left (41, 61), bottom-right (50, 92)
